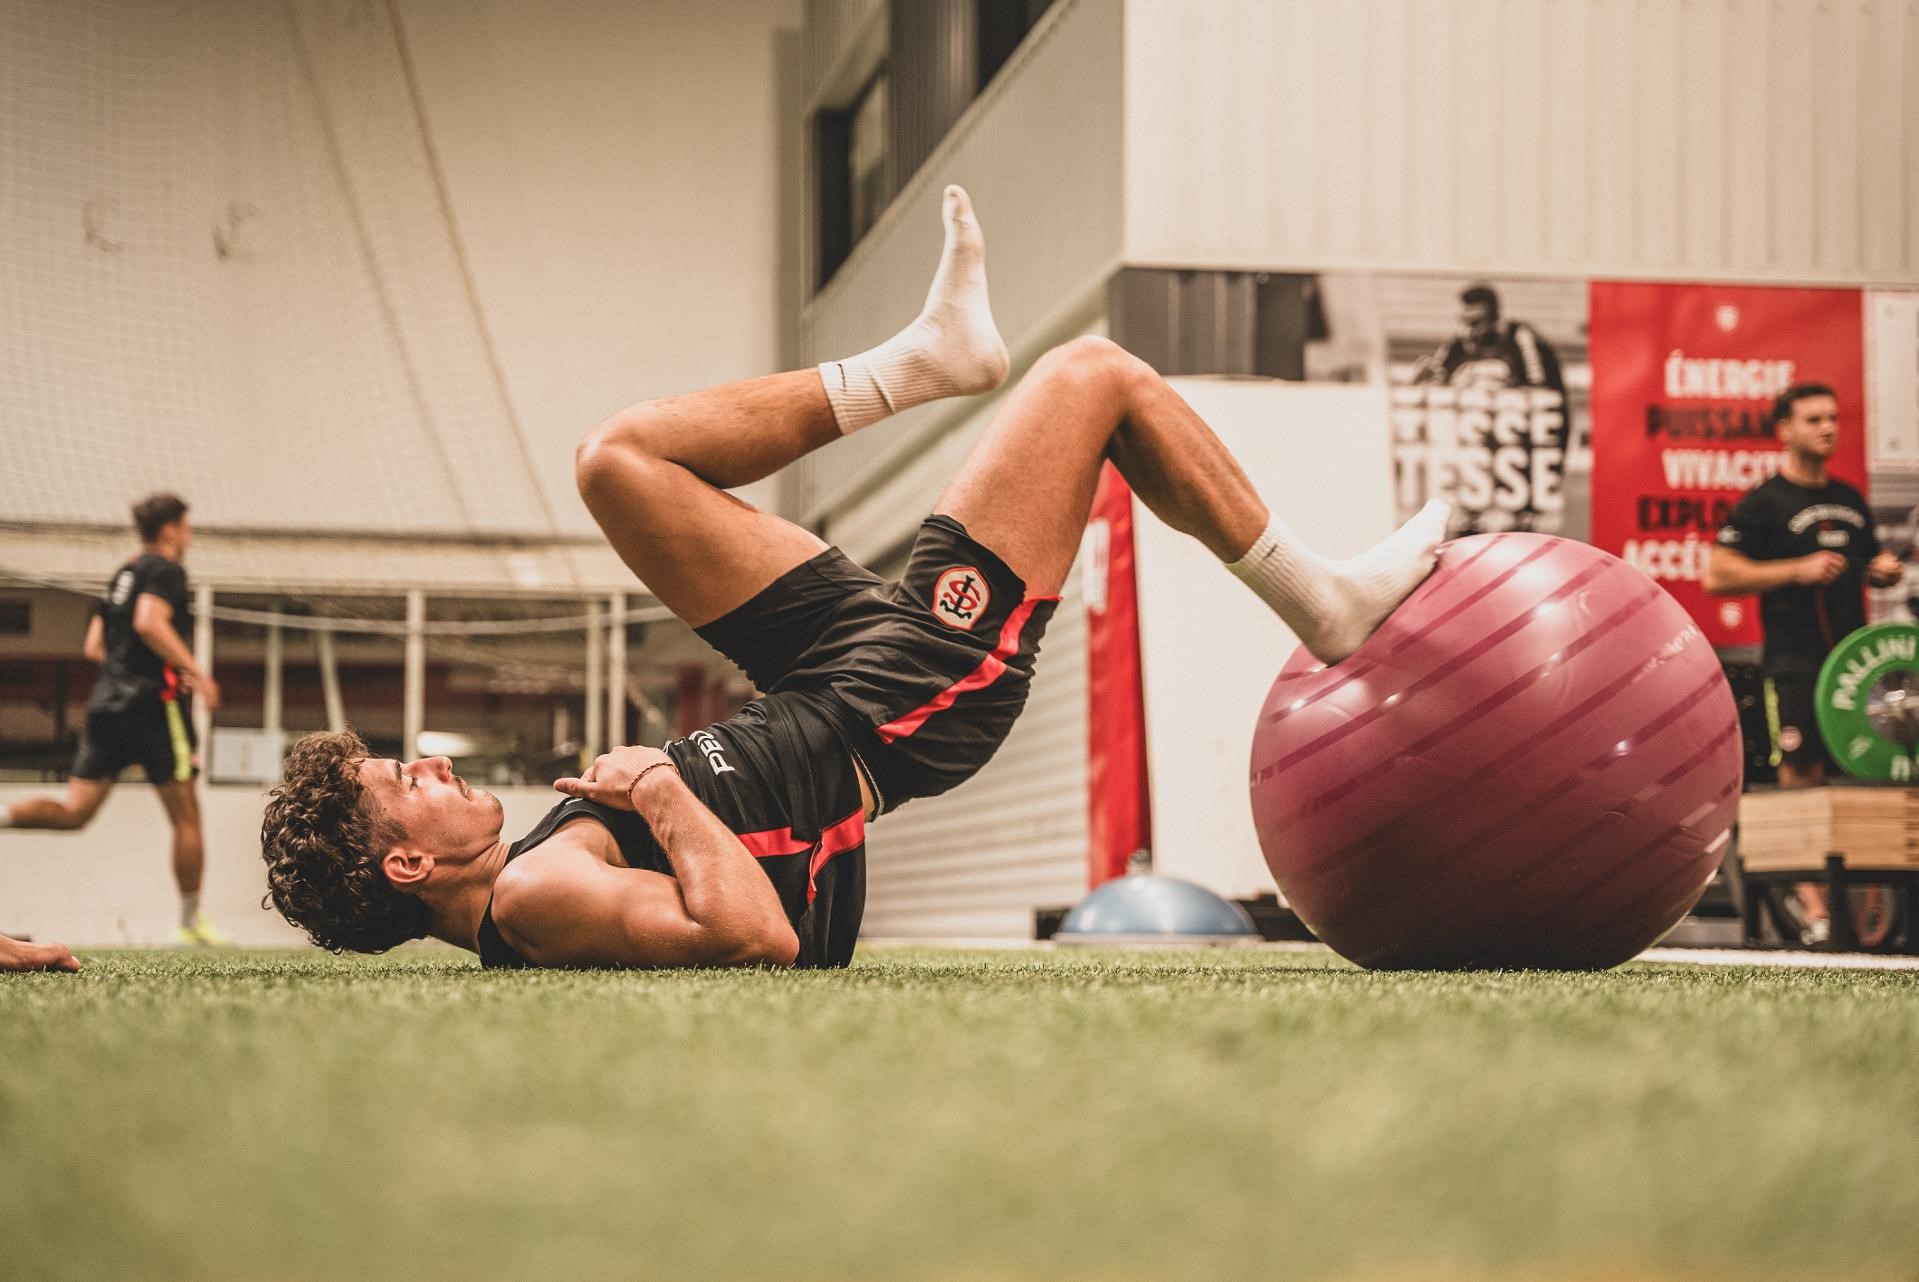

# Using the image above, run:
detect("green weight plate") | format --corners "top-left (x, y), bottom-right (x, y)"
top-left (1815, 621), bottom-right (1919, 781)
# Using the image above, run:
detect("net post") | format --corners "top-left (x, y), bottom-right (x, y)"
top-left (403, 589), bottom-right (426, 761)
top-left (583, 597), bottom-right (604, 764)
top-left (193, 583), bottom-right (214, 759)
top-left (315, 625), bottom-right (347, 733)
top-left (263, 617), bottom-right (284, 738)
top-left (606, 592), bottom-right (626, 751)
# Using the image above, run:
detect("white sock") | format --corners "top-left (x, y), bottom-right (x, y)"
top-left (1228, 500), bottom-right (1450, 664)
top-left (180, 892), bottom-right (200, 929)
top-left (0, 805), bottom-right (11, 828)
top-left (817, 184), bottom-right (1008, 434)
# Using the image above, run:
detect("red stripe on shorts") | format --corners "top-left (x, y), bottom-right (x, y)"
top-left (736, 808), bottom-right (866, 902)
top-left (807, 810), bottom-right (866, 902)
top-left (874, 597), bottom-right (1051, 745)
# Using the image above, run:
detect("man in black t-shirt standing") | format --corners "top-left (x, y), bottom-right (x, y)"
top-left (0, 493), bottom-right (228, 945)
top-left (1707, 384), bottom-right (1903, 939)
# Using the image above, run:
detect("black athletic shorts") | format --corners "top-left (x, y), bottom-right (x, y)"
top-left (696, 515), bottom-right (1058, 813)
top-left (1764, 672), bottom-right (1835, 772)
top-left (70, 699), bottom-right (198, 784)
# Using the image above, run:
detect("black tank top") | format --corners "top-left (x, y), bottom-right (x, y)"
top-left (475, 691), bottom-right (868, 969)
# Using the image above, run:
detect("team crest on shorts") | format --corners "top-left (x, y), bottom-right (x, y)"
top-left (931, 566), bottom-right (989, 630)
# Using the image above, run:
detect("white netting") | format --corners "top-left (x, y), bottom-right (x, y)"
top-left (0, 0), bottom-right (557, 541)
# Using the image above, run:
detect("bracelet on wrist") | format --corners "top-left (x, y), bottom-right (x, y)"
top-left (625, 759), bottom-right (679, 810)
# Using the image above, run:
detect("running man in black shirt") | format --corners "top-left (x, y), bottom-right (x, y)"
top-left (259, 188), bottom-right (1447, 969)
top-left (0, 493), bottom-right (228, 945)
top-left (1707, 384), bottom-right (1903, 938)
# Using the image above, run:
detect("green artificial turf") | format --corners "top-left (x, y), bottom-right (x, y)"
top-left (2, 946), bottom-right (1916, 1282)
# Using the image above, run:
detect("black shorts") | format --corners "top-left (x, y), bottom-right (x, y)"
top-left (1764, 673), bottom-right (1834, 772)
top-left (71, 699), bottom-right (198, 784)
top-left (696, 515), bottom-right (1059, 812)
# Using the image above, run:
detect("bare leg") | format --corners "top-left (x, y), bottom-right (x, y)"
top-left (936, 337), bottom-right (1445, 660)
top-left (1776, 761), bottom-right (1825, 788)
top-left (936, 337), bottom-right (1266, 595)
top-left (576, 191), bottom-right (1007, 628)
top-left (155, 779), bottom-right (204, 898)
top-left (1776, 760), bottom-right (1830, 929)
top-left (3, 777), bottom-right (112, 830)
top-left (575, 374), bottom-right (839, 628)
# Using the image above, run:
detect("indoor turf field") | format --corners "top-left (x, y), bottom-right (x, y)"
top-left (4, 946), bottom-right (1916, 1282)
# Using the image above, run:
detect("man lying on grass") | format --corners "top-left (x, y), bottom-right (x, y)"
top-left (258, 187), bottom-right (1443, 969)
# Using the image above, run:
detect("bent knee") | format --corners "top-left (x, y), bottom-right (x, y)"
top-left (1033, 335), bottom-right (1140, 394)
top-left (575, 408), bottom-right (669, 505)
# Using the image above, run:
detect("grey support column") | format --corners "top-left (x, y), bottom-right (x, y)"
top-left (606, 592), bottom-right (626, 750)
top-left (403, 589), bottom-right (425, 762)
top-left (192, 583), bottom-right (214, 759)
top-left (315, 625), bottom-right (346, 733)
top-left (262, 617), bottom-right (283, 740)
top-left (584, 598), bottom-right (604, 763)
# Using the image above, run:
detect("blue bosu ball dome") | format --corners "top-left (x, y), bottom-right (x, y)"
top-left (1055, 874), bottom-right (1258, 943)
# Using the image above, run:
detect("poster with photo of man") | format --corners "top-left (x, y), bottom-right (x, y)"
top-left (1303, 274), bottom-right (1590, 542)
top-left (1865, 291), bottom-right (1919, 627)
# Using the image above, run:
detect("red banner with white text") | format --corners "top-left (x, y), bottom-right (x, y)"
top-left (1589, 282), bottom-right (1867, 648)
top-left (1083, 464), bottom-right (1150, 888)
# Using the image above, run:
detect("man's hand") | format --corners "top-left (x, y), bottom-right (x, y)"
top-left (0, 934), bottom-right (80, 973)
top-left (184, 672), bottom-right (221, 712)
top-left (1867, 551), bottom-right (1906, 588)
top-left (82, 614), bottom-right (106, 665)
top-left (1793, 551), bottom-right (1847, 586)
top-left (554, 745), bottom-right (679, 812)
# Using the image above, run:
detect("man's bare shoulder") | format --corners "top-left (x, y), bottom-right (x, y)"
top-left (492, 819), bottom-right (618, 914)
top-left (488, 813), bottom-right (688, 967)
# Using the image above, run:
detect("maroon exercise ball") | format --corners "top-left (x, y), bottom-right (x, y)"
top-left (1249, 533), bottom-right (1742, 970)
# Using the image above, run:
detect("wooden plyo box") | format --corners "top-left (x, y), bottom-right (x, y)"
top-left (1738, 788), bottom-right (1919, 872)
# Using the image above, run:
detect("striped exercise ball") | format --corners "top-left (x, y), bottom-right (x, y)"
top-left (1249, 533), bottom-right (1742, 970)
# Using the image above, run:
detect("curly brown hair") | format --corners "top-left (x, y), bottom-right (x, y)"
top-left (260, 730), bottom-right (429, 953)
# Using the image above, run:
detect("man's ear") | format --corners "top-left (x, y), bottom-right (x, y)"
top-left (382, 844), bottom-right (434, 891)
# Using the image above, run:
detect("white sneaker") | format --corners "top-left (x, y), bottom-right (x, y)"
top-left (1799, 917), bottom-right (1831, 947)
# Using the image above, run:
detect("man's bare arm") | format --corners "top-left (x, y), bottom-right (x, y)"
top-left (0, 933), bottom-right (80, 973)
top-left (1868, 550), bottom-right (1905, 587)
top-left (495, 749), bottom-right (798, 968)
top-left (131, 594), bottom-right (220, 709)
top-left (1703, 545), bottom-right (1842, 595)
top-left (82, 614), bottom-right (105, 664)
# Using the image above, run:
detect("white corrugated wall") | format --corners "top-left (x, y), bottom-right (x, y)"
top-left (1123, 0), bottom-right (1919, 285)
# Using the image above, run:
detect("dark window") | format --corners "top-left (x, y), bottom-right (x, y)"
top-left (977, 0), bottom-right (1055, 90)
top-left (816, 68), bottom-right (890, 289)
top-left (1107, 268), bottom-right (1328, 381)
top-left (0, 599), bottom-right (28, 637)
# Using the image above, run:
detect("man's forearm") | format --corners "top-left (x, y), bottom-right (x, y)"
top-left (1705, 552), bottom-right (1801, 596)
top-left (134, 620), bottom-right (200, 678)
top-left (631, 773), bottom-right (791, 949)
